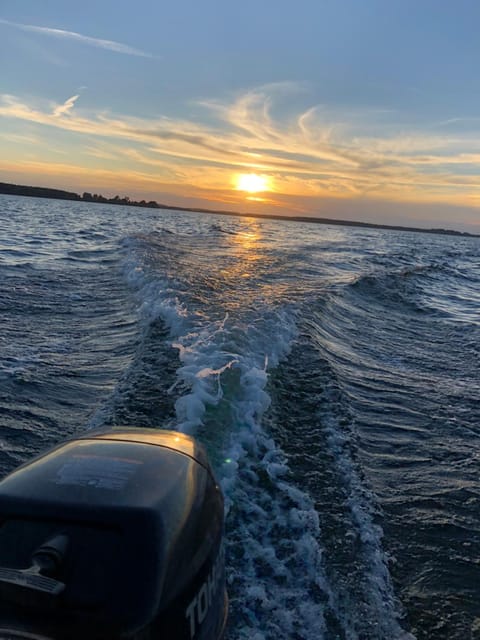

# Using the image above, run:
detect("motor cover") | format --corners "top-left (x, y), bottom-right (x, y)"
top-left (0, 428), bottom-right (227, 640)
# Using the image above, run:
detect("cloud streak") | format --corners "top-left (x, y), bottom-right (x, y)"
top-left (53, 94), bottom-right (80, 117)
top-left (0, 18), bottom-right (153, 57)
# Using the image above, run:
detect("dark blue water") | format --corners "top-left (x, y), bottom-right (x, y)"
top-left (1, 194), bottom-right (479, 639)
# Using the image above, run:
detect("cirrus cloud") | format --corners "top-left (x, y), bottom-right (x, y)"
top-left (0, 18), bottom-right (154, 57)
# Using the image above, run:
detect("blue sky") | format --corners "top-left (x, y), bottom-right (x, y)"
top-left (1, 0), bottom-right (480, 230)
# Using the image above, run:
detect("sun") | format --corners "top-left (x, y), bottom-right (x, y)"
top-left (235, 173), bottom-right (271, 194)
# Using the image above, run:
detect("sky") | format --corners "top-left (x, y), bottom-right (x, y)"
top-left (1, 0), bottom-right (480, 231)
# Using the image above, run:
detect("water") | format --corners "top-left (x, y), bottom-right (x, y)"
top-left (1, 194), bottom-right (479, 639)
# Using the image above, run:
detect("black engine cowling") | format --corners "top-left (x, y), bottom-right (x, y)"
top-left (0, 428), bottom-right (227, 640)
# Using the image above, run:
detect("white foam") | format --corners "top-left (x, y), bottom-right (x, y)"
top-left (167, 316), bottom-right (339, 637)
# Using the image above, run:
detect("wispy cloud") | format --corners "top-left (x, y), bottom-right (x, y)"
top-left (0, 18), bottom-right (153, 57)
top-left (1, 86), bottom-right (480, 208)
top-left (53, 94), bottom-right (80, 117)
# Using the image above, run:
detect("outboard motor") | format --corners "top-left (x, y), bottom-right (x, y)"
top-left (0, 428), bottom-right (227, 640)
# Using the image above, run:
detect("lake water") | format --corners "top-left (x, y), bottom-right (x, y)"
top-left (1, 194), bottom-right (479, 639)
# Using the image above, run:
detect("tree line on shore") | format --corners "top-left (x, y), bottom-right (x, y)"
top-left (0, 181), bottom-right (162, 208)
top-left (81, 192), bottom-right (160, 207)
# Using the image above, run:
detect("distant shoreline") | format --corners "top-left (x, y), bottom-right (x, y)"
top-left (0, 180), bottom-right (478, 238)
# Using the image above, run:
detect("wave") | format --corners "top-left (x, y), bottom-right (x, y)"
top-left (267, 331), bottom-right (413, 639)
top-left (302, 253), bottom-right (480, 639)
top-left (343, 263), bottom-right (447, 315)
top-left (343, 241), bottom-right (480, 327)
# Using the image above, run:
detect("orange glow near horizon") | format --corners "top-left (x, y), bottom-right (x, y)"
top-left (235, 173), bottom-right (272, 194)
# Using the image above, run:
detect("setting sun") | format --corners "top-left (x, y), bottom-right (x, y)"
top-left (235, 173), bottom-right (271, 193)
